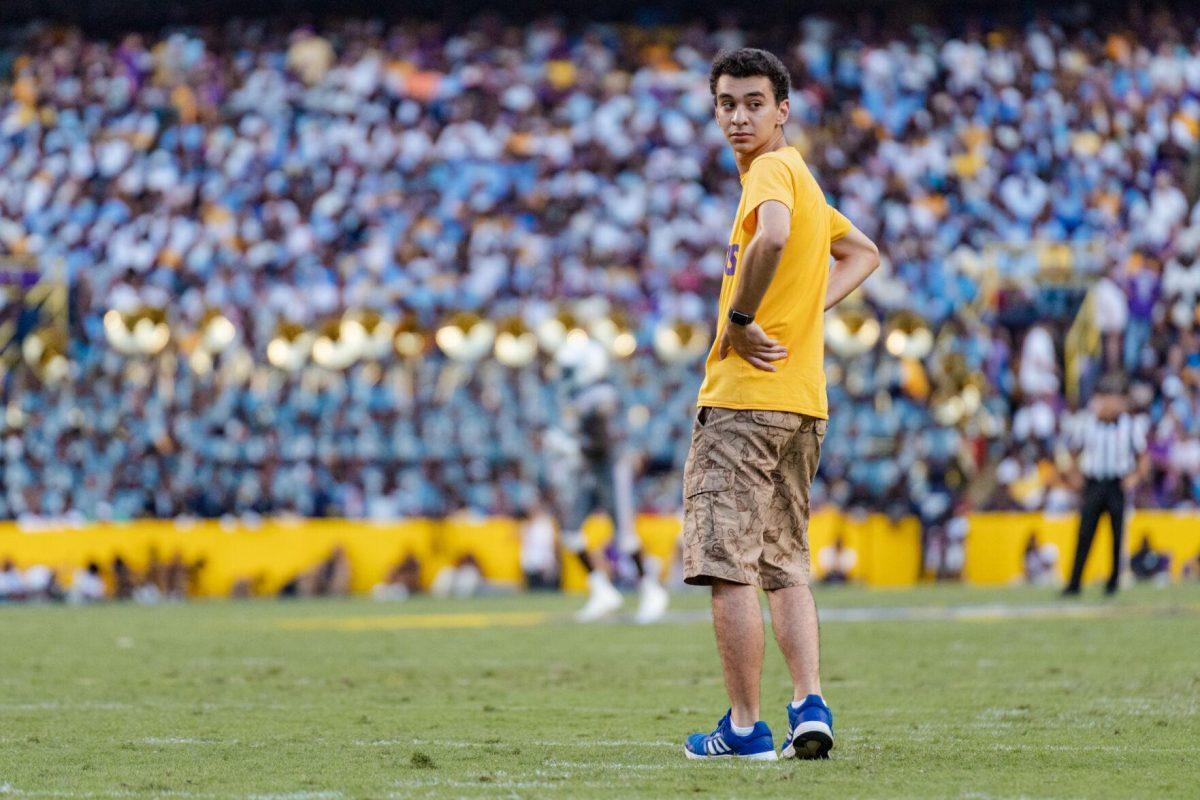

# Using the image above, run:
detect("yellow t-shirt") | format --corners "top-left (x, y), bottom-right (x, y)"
top-left (696, 146), bottom-right (853, 419)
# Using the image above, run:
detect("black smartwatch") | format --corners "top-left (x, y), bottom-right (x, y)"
top-left (728, 309), bottom-right (754, 327)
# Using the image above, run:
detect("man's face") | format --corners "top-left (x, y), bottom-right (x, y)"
top-left (714, 75), bottom-right (789, 154)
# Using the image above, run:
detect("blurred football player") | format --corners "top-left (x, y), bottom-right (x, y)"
top-left (549, 337), bottom-right (669, 623)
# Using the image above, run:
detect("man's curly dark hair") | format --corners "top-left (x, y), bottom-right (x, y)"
top-left (709, 48), bottom-right (791, 105)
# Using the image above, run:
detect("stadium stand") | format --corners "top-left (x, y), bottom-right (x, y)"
top-left (0, 9), bottom-right (1197, 533)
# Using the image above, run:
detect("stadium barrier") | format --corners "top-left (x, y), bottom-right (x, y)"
top-left (963, 510), bottom-right (1200, 585)
top-left (1, 511), bottom-right (1196, 596)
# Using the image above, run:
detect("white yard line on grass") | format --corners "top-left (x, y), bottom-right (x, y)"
top-left (443, 703), bottom-right (713, 716)
top-left (991, 743), bottom-right (1197, 753)
top-left (669, 602), bottom-right (1189, 625)
top-left (272, 601), bottom-right (1197, 633)
top-left (0, 702), bottom-right (130, 712)
top-left (361, 737), bottom-right (679, 749)
top-left (0, 789), bottom-right (342, 800)
top-left (542, 759), bottom-right (674, 771)
top-left (0, 790), bottom-right (216, 799)
top-left (0, 700), bottom-right (314, 714)
top-left (391, 775), bottom-right (605, 793)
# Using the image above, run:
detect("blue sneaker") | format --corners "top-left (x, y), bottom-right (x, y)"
top-left (684, 710), bottom-right (778, 761)
top-left (781, 694), bottom-right (833, 759)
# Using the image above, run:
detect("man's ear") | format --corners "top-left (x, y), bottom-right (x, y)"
top-left (777, 97), bottom-right (790, 127)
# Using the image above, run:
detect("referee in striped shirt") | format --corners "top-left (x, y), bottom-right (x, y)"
top-left (1063, 374), bottom-right (1150, 596)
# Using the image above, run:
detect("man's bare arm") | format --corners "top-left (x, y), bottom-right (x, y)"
top-left (730, 200), bottom-right (790, 317)
top-left (826, 226), bottom-right (880, 311)
top-left (717, 201), bottom-right (792, 371)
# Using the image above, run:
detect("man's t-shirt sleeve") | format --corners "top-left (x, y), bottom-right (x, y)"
top-left (829, 205), bottom-right (853, 241)
top-left (739, 156), bottom-right (795, 235)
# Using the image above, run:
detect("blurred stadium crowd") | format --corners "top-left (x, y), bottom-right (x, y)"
top-left (1, 8), bottom-right (1199, 527)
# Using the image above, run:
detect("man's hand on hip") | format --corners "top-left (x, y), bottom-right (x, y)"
top-left (718, 322), bottom-right (788, 372)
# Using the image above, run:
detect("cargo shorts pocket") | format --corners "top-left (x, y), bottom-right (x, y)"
top-left (751, 410), bottom-right (802, 431)
top-left (682, 467), bottom-right (752, 584)
top-left (682, 468), bottom-right (735, 548)
top-left (685, 468), bottom-right (734, 498)
top-left (792, 416), bottom-right (828, 436)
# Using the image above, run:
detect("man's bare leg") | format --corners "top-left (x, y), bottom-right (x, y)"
top-left (766, 584), bottom-right (822, 700)
top-left (711, 579), bottom-right (764, 726)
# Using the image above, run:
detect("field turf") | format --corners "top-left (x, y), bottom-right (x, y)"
top-left (2, 584), bottom-right (1199, 799)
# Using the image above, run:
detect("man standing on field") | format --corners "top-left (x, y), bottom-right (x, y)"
top-left (682, 48), bottom-right (880, 761)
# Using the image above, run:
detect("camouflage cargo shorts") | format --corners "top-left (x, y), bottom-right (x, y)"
top-left (681, 407), bottom-right (827, 591)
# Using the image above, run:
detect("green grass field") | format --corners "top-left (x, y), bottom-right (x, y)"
top-left (3, 584), bottom-right (1199, 799)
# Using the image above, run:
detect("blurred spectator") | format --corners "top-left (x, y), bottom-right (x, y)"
top-left (132, 577), bottom-right (163, 604)
top-left (0, 558), bottom-right (26, 601)
top-left (279, 546), bottom-right (351, 597)
top-left (0, 553), bottom-right (204, 603)
top-left (1022, 532), bottom-right (1059, 587)
top-left (69, 561), bottom-right (107, 603)
top-left (1123, 259), bottom-right (1161, 372)
top-left (518, 502), bottom-right (559, 591)
top-left (111, 556), bottom-right (137, 599)
top-left (372, 554), bottom-right (423, 601)
top-left (144, 548), bottom-right (166, 595)
top-left (431, 553), bottom-right (484, 598)
top-left (163, 550), bottom-right (205, 599)
top-left (917, 472), bottom-right (955, 578)
top-left (817, 536), bottom-right (857, 584)
top-left (1129, 535), bottom-right (1172, 586)
top-left (21, 565), bottom-right (63, 601)
top-left (1093, 272), bottom-right (1129, 372)
top-left (1182, 549), bottom-right (1200, 582)
top-left (941, 508), bottom-right (969, 581)
top-left (1018, 326), bottom-right (1060, 398)
top-left (230, 571), bottom-right (267, 599)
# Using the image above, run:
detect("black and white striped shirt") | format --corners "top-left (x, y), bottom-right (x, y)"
top-left (1072, 412), bottom-right (1148, 480)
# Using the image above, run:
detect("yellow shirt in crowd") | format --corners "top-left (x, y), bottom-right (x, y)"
top-left (697, 145), bottom-right (852, 419)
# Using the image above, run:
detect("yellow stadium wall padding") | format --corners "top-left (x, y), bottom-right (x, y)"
top-left (964, 510), bottom-right (1200, 586)
top-left (0, 519), bottom-right (437, 597)
top-left (2, 511), bottom-right (1196, 597)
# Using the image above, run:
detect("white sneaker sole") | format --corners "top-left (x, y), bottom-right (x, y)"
top-left (684, 747), bottom-right (779, 761)
top-left (781, 720), bottom-right (833, 759)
